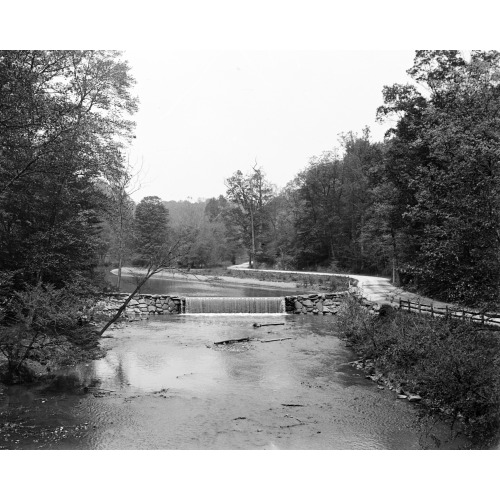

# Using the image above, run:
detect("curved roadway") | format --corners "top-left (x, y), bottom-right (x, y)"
top-left (227, 263), bottom-right (453, 309)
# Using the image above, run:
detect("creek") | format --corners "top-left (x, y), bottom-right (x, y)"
top-left (0, 276), bottom-right (469, 449)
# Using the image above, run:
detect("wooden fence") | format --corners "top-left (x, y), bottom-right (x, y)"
top-left (398, 298), bottom-right (500, 328)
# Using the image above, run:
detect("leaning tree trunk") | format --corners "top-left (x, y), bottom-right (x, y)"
top-left (98, 273), bottom-right (150, 336)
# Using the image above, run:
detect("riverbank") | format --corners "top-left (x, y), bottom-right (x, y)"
top-left (336, 296), bottom-right (500, 449)
top-left (0, 328), bottom-right (106, 385)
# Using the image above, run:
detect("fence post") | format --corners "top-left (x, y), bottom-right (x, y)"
top-left (431, 303), bottom-right (434, 318)
top-left (481, 313), bottom-right (485, 325)
top-left (462, 309), bottom-right (466, 322)
top-left (418, 301), bottom-right (422, 314)
top-left (399, 298), bottom-right (402, 310)
top-left (445, 305), bottom-right (448, 320)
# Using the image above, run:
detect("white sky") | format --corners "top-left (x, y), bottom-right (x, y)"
top-left (125, 50), bottom-right (415, 202)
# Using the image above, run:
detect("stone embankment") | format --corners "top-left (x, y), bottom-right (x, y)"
top-left (91, 294), bottom-right (183, 319)
top-left (285, 292), bottom-right (347, 314)
top-left (285, 291), bottom-right (384, 315)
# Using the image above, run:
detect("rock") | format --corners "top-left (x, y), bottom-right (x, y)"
top-left (397, 394), bottom-right (408, 399)
top-left (408, 395), bottom-right (421, 402)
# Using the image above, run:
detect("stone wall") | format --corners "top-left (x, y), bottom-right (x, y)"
top-left (92, 293), bottom-right (184, 320)
top-left (91, 291), bottom-right (352, 320)
top-left (285, 292), bottom-right (348, 315)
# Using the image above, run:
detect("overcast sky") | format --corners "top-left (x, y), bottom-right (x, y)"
top-left (125, 50), bottom-right (415, 202)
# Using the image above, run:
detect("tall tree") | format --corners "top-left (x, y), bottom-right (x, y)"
top-left (377, 50), bottom-right (500, 305)
top-left (0, 50), bottom-right (138, 288)
top-left (282, 130), bottom-right (382, 272)
top-left (0, 51), bottom-right (138, 378)
top-left (99, 196), bottom-right (189, 336)
top-left (133, 196), bottom-right (170, 264)
top-left (105, 163), bottom-right (140, 290)
top-left (224, 165), bottom-right (275, 268)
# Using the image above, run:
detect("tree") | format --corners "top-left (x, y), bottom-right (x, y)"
top-left (99, 196), bottom-right (190, 336)
top-left (0, 50), bottom-right (138, 288)
top-left (281, 130), bottom-right (383, 273)
top-left (0, 51), bottom-right (138, 380)
top-left (133, 196), bottom-right (170, 264)
top-left (224, 165), bottom-right (275, 268)
top-left (105, 162), bottom-right (141, 290)
top-left (377, 50), bottom-right (500, 305)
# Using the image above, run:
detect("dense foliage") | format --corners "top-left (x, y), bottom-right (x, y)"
top-left (0, 50), bottom-right (137, 287)
top-left (0, 50), bottom-right (137, 380)
top-left (377, 51), bottom-right (500, 305)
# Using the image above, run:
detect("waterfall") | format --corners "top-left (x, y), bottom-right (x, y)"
top-left (184, 296), bottom-right (286, 314)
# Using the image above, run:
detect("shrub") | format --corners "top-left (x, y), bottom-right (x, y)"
top-left (0, 281), bottom-right (99, 383)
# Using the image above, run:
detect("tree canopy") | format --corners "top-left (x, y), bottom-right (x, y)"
top-left (0, 50), bottom-right (138, 289)
top-left (377, 50), bottom-right (500, 305)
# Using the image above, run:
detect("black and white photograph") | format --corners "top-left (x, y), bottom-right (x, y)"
top-left (1, 2), bottom-right (498, 498)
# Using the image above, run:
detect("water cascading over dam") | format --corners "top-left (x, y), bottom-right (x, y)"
top-left (184, 296), bottom-right (286, 314)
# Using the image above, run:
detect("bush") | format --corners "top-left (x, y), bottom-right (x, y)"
top-left (336, 297), bottom-right (500, 448)
top-left (0, 281), bottom-right (100, 383)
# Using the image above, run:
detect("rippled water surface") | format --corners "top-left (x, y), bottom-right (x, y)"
top-left (0, 314), bottom-right (467, 449)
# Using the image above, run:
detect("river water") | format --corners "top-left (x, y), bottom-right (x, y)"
top-left (0, 303), bottom-right (468, 449)
top-left (106, 272), bottom-right (302, 297)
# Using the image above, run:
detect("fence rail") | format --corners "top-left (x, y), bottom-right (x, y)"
top-left (398, 299), bottom-right (500, 328)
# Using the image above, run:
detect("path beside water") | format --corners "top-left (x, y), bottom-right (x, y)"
top-left (227, 263), bottom-right (457, 309)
